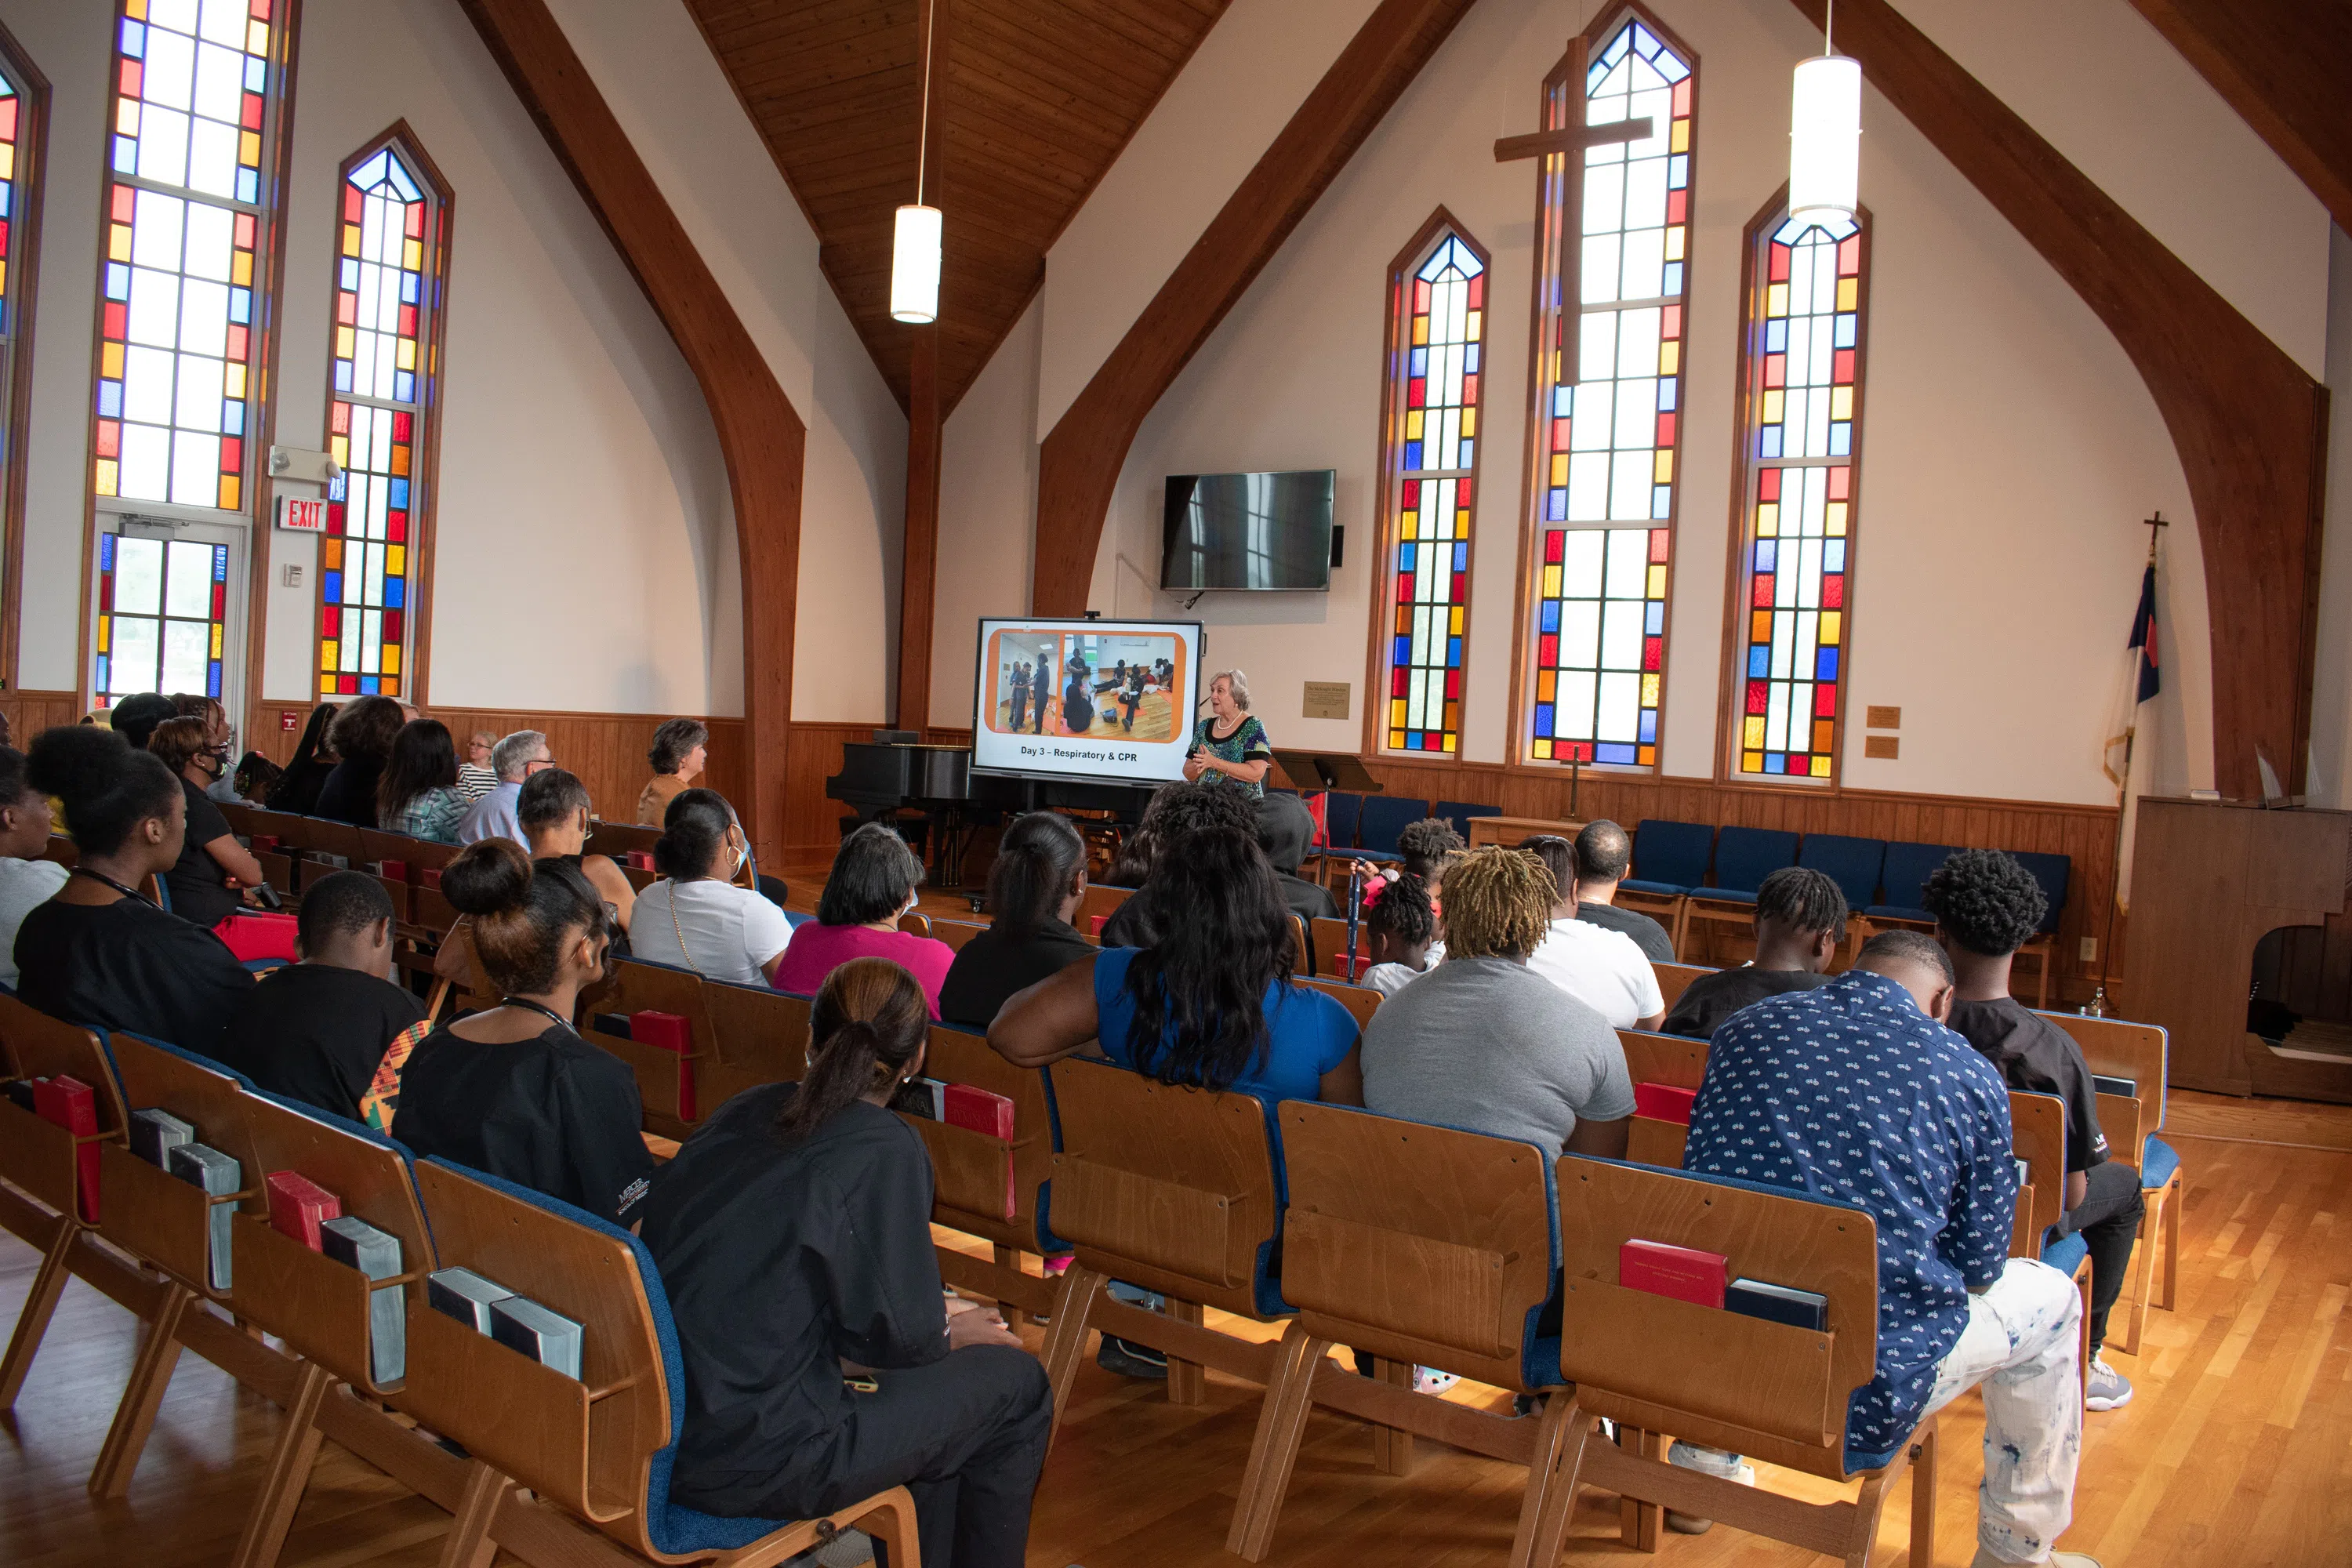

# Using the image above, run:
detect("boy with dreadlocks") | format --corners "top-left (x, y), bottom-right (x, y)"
top-left (1360, 847), bottom-right (1632, 1158)
top-left (1662, 866), bottom-right (1846, 1037)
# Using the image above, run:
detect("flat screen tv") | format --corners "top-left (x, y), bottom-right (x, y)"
top-left (1161, 470), bottom-right (1334, 591)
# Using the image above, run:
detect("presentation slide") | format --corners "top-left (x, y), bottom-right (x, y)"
top-left (971, 618), bottom-right (1203, 786)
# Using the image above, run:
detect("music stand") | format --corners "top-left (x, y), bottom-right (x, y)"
top-left (1270, 752), bottom-right (1384, 794)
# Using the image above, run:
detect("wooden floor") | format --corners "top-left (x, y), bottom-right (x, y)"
top-left (5, 1098), bottom-right (2350, 1566)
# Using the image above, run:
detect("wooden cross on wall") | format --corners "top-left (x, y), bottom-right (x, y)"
top-left (1494, 37), bottom-right (1653, 387)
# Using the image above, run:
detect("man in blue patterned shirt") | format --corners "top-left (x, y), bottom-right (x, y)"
top-left (1685, 930), bottom-right (2093, 1568)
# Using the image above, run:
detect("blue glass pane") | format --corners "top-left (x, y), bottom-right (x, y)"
top-left (360, 677), bottom-right (379, 695)
top-left (1662, 261), bottom-right (1684, 294)
top-left (1835, 314), bottom-right (1857, 348)
top-left (1766, 754), bottom-right (1786, 775)
top-left (1766, 319), bottom-right (1787, 353)
top-left (1464, 343), bottom-right (1480, 373)
top-left (1534, 706), bottom-right (1555, 738)
top-left (1645, 601), bottom-right (1664, 634)
top-left (1828, 424), bottom-right (1850, 456)
top-left (1657, 379), bottom-right (1676, 412)
top-left (95, 655), bottom-right (109, 691)
top-left (1393, 636), bottom-right (1411, 664)
top-left (341, 259), bottom-right (360, 291)
top-left (1451, 542), bottom-right (1468, 572)
top-left (100, 535), bottom-right (114, 571)
top-left (230, 287), bottom-right (251, 324)
top-left (113, 136), bottom-right (137, 174)
top-left (1668, 156), bottom-right (1688, 191)
top-left (322, 572), bottom-right (343, 601)
top-left (334, 362), bottom-right (351, 394)
top-left (1403, 441), bottom-right (1423, 470)
top-left (1639, 711), bottom-right (1657, 742)
top-left (207, 663), bottom-right (222, 699)
top-left (1755, 542), bottom-right (1776, 572)
top-left (121, 20), bottom-right (145, 56)
top-left (1759, 427), bottom-right (1783, 459)
top-left (1541, 601), bottom-right (1560, 633)
top-left (1554, 386), bottom-right (1573, 417)
top-left (1410, 347), bottom-right (1427, 376)
top-left (1826, 540), bottom-right (1846, 572)
top-left (401, 271), bottom-right (420, 304)
top-left (245, 56), bottom-right (267, 92)
top-left (1652, 485), bottom-right (1671, 519)
top-left (1406, 734), bottom-right (1424, 751)
top-left (1749, 648), bottom-right (1769, 677)
top-left (1458, 439), bottom-right (1473, 466)
top-left (223, 401), bottom-right (243, 435)
top-left (1396, 544), bottom-right (1415, 570)
top-left (236, 168), bottom-right (259, 204)
top-left (1596, 742), bottom-right (1638, 765)
top-left (99, 382), bottom-right (122, 417)
top-left (1817, 648), bottom-right (1839, 681)
top-left (389, 479), bottom-right (409, 508)
top-left (394, 370), bottom-right (416, 402)
top-left (1548, 492), bottom-right (1567, 521)
top-left (385, 577), bottom-right (405, 608)
top-left (1447, 636), bottom-right (1462, 665)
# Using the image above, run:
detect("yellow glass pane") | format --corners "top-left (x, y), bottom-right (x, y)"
top-left (405, 238), bottom-right (423, 271)
top-left (1412, 318), bottom-right (1428, 346)
top-left (1664, 225), bottom-right (1685, 261)
top-left (117, 100), bottom-right (140, 136)
top-left (1646, 564), bottom-right (1666, 598)
top-left (336, 326), bottom-right (355, 358)
top-left (1761, 390), bottom-right (1783, 426)
top-left (1642, 673), bottom-right (1661, 706)
top-left (342, 225), bottom-right (361, 257)
top-left (1766, 283), bottom-right (1788, 318)
top-left (1550, 453), bottom-right (1569, 486)
top-left (1827, 503), bottom-right (1847, 536)
top-left (1465, 310), bottom-right (1482, 341)
top-left (1659, 341), bottom-right (1679, 376)
top-left (232, 250), bottom-right (252, 285)
top-left (219, 474), bottom-right (238, 510)
top-left (226, 362), bottom-right (247, 399)
top-left (1756, 502), bottom-right (1778, 537)
top-left (1391, 731), bottom-right (1406, 750)
top-left (97, 617), bottom-right (110, 654)
top-left (1811, 756), bottom-right (1833, 778)
top-left (1533, 739), bottom-right (1552, 760)
top-left (239, 130), bottom-right (260, 167)
top-left (1543, 564), bottom-right (1561, 597)
top-left (320, 644), bottom-right (337, 673)
top-left (383, 644), bottom-right (401, 676)
top-left (126, 0), bottom-right (147, 20)
top-left (1406, 409), bottom-right (1424, 439)
top-left (1653, 449), bottom-right (1673, 483)
top-left (396, 338), bottom-right (416, 370)
top-left (0, 146), bottom-right (13, 180)
top-left (102, 343), bottom-right (125, 378)
top-left (1443, 732), bottom-right (1457, 753)
top-left (249, 19), bottom-right (269, 52)
top-left (210, 624), bottom-right (223, 657)
top-left (1461, 406), bottom-right (1477, 437)
top-left (330, 434), bottom-right (349, 466)
top-left (1837, 277), bottom-right (1859, 311)
top-left (1391, 699), bottom-right (1407, 724)
top-left (1744, 717), bottom-right (1765, 747)
top-left (387, 544), bottom-right (405, 576)
top-left (1820, 610), bottom-right (1842, 644)
top-left (1671, 120), bottom-right (1689, 153)
top-left (1830, 386), bottom-right (1853, 420)
top-left (1743, 750), bottom-right (1764, 773)
top-left (96, 459), bottom-right (118, 496)
top-left (1449, 607), bottom-right (1464, 634)
top-left (109, 226), bottom-right (132, 263)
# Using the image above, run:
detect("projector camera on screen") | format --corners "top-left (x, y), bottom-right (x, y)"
top-left (971, 618), bottom-right (1205, 786)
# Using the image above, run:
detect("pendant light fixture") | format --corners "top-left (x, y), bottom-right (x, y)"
top-left (1788, 0), bottom-right (1860, 222)
top-left (890, 0), bottom-right (943, 325)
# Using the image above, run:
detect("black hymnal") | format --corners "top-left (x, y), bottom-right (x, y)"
top-left (490, 1294), bottom-right (584, 1381)
top-left (589, 1012), bottom-right (633, 1040)
top-left (1726, 1277), bottom-right (1828, 1330)
top-left (890, 1076), bottom-right (947, 1120)
top-left (3, 1077), bottom-right (35, 1112)
top-left (427, 1266), bottom-right (514, 1333)
top-left (167, 1142), bottom-right (241, 1290)
top-left (2092, 1074), bottom-right (2136, 1098)
top-left (131, 1107), bottom-right (197, 1167)
top-left (321, 1216), bottom-right (406, 1384)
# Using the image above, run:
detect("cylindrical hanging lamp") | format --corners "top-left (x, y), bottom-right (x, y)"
top-left (1788, 53), bottom-right (1861, 222)
top-left (891, 0), bottom-right (943, 325)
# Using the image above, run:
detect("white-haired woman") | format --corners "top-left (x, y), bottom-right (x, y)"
top-left (1182, 670), bottom-right (1272, 797)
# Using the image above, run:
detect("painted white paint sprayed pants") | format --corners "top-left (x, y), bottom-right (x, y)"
top-left (1918, 1256), bottom-right (2085, 1564)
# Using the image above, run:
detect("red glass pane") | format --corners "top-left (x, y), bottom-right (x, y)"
top-left (1667, 188), bottom-right (1686, 224)
top-left (388, 512), bottom-right (407, 543)
top-left (220, 437), bottom-right (241, 472)
top-left (1544, 531), bottom-right (1565, 564)
top-left (1413, 278), bottom-right (1432, 311)
top-left (1395, 573), bottom-right (1412, 604)
top-left (339, 675), bottom-right (359, 696)
top-left (1769, 243), bottom-right (1791, 283)
top-left (405, 202), bottom-right (424, 239)
top-left (383, 609), bottom-right (403, 641)
top-left (1406, 379), bottom-right (1425, 409)
top-left (1446, 668), bottom-right (1461, 697)
top-left (336, 292), bottom-right (356, 325)
top-left (1838, 235), bottom-right (1860, 274)
top-left (1815, 685), bottom-right (1838, 717)
top-left (1762, 355), bottom-right (1785, 389)
top-left (399, 303), bottom-right (418, 337)
top-left (1461, 372), bottom-right (1479, 404)
top-left (1539, 634), bottom-right (1559, 665)
top-left (1466, 274), bottom-right (1483, 309)
top-left (235, 213), bottom-right (256, 248)
top-left (1661, 304), bottom-right (1681, 339)
top-left (1642, 637), bottom-right (1661, 671)
top-left (322, 606), bottom-right (340, 637)
top-left (1751, 575), bottom-right (1773, 608)
top-left (103, 301), bottom-right (128, 339)
top-left (1747, 681), bottom-right (1769, 714)
top-left (1392, 668), bottom-right (1409, 696)
top-left (226, 323), bottom-right (248, 361)
top-left (326, 501), bottom-right (346, 533)
top-left (211, 581), bottom-right (226, 616)
top-left (1655, 412), bottom-right (1676, 447)
top-left (112, 184), bottom-right (136, 222)
top-left (120, 60), bottom-right (142, 98)
top-left (394, 411), bottom-right (412, 440)
top-left (1828, 466), bottom-right (1849, 500)
top-left (1672, 78), bottom-right (1691, 114)
top-left (1823, 574), bottom-right (1843, 608)
top-left (1759, 467), bottom-right (1782, 502)
top-left (1649, 529), bottom-right (1671, 563)
top-left (1833, 348), bottom-right (1856, 383)
top-left (241, 92), bottom-right (264, 130)
top-left (96, 422), bottom-right (120, 458)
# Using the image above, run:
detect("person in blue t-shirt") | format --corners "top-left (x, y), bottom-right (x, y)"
top-left (990, 824), bottom-right (1360, 1377)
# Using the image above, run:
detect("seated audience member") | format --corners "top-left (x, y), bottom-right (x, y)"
top-left (173, 695), bottom-right (244, 804)
top-left (456, 729), bottom-right (552, 847)
top-left (456, 730), bottom-right (499, 800)
top-left (106, 691), bottom-right (178, 753)
top-left (313, 695), bottom-right (406, 827)
top-left (1256, 791), bottom-right (1338, 927)
top-left (518, 768), bottom-right (636, 936)
top-left (637, 717), bottom-right (707, 826)
top-left (1685, 931), bottom-right (2095, 1566)
top-left (214, 872), bottom-right (429, 1131)
top-left (1928, 848), bottom-right (2143, 1414)
top-left (377, 718), bottom-right (469, 842)
top-left (1358, 872), bottom-right (1437, 997)
top-left (993, 825), bottom-right (1361, 1378)
top-left (148, 716), bottom-right (263, 929)
top-left (1361, 846), bottom-right (1632, 1159)
top-left (265, 703), bottom-right (338, 815)
top-left (631, 789), bottom-right (791, 985)
top-left (1568, 818), bottom-right (1677, 961)
top-left (641, 959), bottom-right (1049, 1566)
top-left (394, 840), bottom-right (654, 1225)
top-left (1523, 835), bottom-right (1664, 1030)
top-left (777, 823), bottom-right (954, 1014)
top-left (231, 751), bottom-right (284, 804)
top-left (1098, 781), bottom-right (1258, 949)
top-left (0, 745), bottom-right (66, 990)
top-left (16, 728), bottom-right (252, 1051)
top-left (1662, 866), bottom-right (1844, 1038)
top-left (939, 811), bottom-right (1094, 1027)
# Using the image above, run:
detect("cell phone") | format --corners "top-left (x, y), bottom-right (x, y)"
top-left (252, 881), bottom-right (283, 911)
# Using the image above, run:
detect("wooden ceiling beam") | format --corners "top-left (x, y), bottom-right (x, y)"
top-left (2129, 0), bottom-right (2352, 235)
top-left (1791, 0), bottom-right (2327, 797)
top-left (456, 0), bottom-right (804, 860)
top-left (1030, 0), bottom-right (1479, 616)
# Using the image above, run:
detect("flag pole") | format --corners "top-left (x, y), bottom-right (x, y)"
top-left (2089, 514), bottom-right (2167, 1018)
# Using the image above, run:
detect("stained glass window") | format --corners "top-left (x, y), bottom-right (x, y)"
top-left (316, 140), bottom-right (444, 699)
top-left (0, 57), bottom-right (38, 638)
top-left (94, 530), bottom-right (227, 702)
top-left (1733, 209), bottom-right (1866, 781)
top-left (92, 0), bottom-right (280, 517)
top-left (1524, 15), bottom-right (1693, 769)
top-left (1381, 227), bottom-right (1485, 755)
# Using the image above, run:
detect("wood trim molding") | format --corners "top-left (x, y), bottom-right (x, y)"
top-left (1029, 0), bottom-right (1481, 615)
top-left (2129, 0), bottom-right (2352, 238)
top-left (1788, 0), bottom-right (2328, 800)
top-left (1359, 206), bottom-right (1490, 760)
top-left (898, 325), bottom-right (942, 731)
top-left (237, 0), bottom-right (306, 731)
top-left (456, 0), bottom-right (804, 862)
top-left (0, 21), bottom-right (46, 701)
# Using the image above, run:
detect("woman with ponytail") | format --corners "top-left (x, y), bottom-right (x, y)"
top-left (392, 839), bottom-right (655, 1224)
top-left (641, 958), bottom-right (1051, 1566)
top-left (938, 811), bottom-right (1094, 1027)
top-left (15, 727), bottom-right (252, 1049)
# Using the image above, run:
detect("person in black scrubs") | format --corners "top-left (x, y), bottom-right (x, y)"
top-left (1006, 662), bottom-right (1028, 733)
top-left (15, 727), bottom-right (252, 1051)
top-left (641, 957), bottom-right (1051, 1568)
top-left (267, 702), bottom-right (338, 816)
top-left (313, 695), bottom-right (405, 826)
top-left (1029, 658), bottom-right (1048, 733)
top-left (147, 715), bottom-right (263, 928)
top-left (393, 839), bottom-right (655, 1225)
top-left (938, 812), bottom-right (1095, 1028)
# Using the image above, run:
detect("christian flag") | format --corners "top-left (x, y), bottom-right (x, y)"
top-left (2129, 563), bottom-right (2161, 702)
top-left (2104, 562), bottom-right (2161, 912)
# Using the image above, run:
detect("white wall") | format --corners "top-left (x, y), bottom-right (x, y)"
top-left (933, 0), bottom-right (2334, 807)
top-left (933, 296), bottom-right (1042, 728)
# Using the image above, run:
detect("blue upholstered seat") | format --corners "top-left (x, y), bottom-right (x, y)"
top-left (113, 1029), bottom-right (259, 1091)
top-left (1865, 840), bottom-right (1958, 922)
top-left (1695, 826), bottom-right (1798, 904)
top-left (2140, 1135), bottom-right (2180, 1192)
top-left (1321, 792), bottom-right (1367, 852)
top-left (1798, 834), bottom-right (1888, 911)
top-left (1356, 797), bottom-right (1430, 862)
top-left (1433, 800), bottom-right (1501, 843)
top-left (1621, 819), bottom-right (1712, 897)
top-left (2009, 851), bottom-right (2072, 935)
top-left (2041, 1230), bottom-right (2089, 1278)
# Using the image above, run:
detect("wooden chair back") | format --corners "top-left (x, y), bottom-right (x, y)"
top-left (97, 1035), bottom-right (262, 1295)
top-left (699, 982), bottom-right (812, 1111)
top-left (1554, 1154), bottom-right (1879, 1475)
top-left (0, 1003), bottom-right (119, 1229)
top-left (1289, 913), bottom-right (1310, 976)
top-left (239, 808), bottom-right (311, 850)
top-left (231, 1091), bottom-right (434, 1395)
top-left (401, 1159), bottom-right (669, 1536)
top-left (218, 800), bottom-right (260, 837)
top-left (254, 849), bottom-right (298, 900)
top-left (276, 817), bottom-right (367, 863)
top-left (1277, 1102), bottom-right (1558, 1392)
top-left (619, 863), bottom-right (658, 894)
top-left (1044, 1057), bottom-right (1283, 1318)
top-left (1077, 882), bottom-right (1132, 938)
top-left (2043, 1011), bottom-right (2166, 1152)
top-left (0, 996), bottom-right (127, 1129)
top-left (2009, 1091), bottom-right (2067, 1253)
top-left (905, 1025), bottom-right (1057, 1253)
top-left (412, 881), bottom-right (460, 935)
top-left (930, 917), bottom-right (988, 953)
top-left (896, 911), bottom-right (932, 938)
top-left (1294, 975), bottom-right (1380, 1033)
top-left (578, 961), bottom-right (716, 1137)
top-left (585, 818), bottom-right (662, 864)
top-left (358, 829), bottom-right (423, 872)
top-left (371, 873), bottom-right (415, 927)
top-left (1654, 962), bottom-right (1711, 1011)
top-left (1308, 916), bottom-right (1370, 981)
top-left (1618, 1029), bottom-right (1708, 1167)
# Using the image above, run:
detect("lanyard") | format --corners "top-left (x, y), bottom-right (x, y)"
top-left (499, 995), bottom-right (577, 1036)
top-left (71, 866), bottom-right (154, 906)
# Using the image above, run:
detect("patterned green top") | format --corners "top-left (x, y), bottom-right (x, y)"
top-left (1191, 714), bottom-right (1273, 798)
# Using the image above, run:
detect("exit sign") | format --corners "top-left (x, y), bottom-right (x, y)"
top-left (278, 495), bottom-right (326, 533)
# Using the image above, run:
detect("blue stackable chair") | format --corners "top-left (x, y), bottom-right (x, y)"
top-left (1433, 799), bottom-right (1501, 845)
top-left (2007, 851), bottom-right (2072, 1006)
top-left (1321, 791), bottom-right (1368, 858)
top-left (1356, 795), bottom-right (1432, 866)
top-left (1686, 826), bottom-right (1799, 961)
top-left (1867, 840), bottom-right (1959, 924)
top-left (1797, 834), bottom-right (1886, 960)
top-left (1617, 819), bottom-right (1715, 958)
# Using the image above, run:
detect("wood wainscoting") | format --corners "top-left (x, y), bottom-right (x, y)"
top-left (1, 690), bottom-right (89, 742)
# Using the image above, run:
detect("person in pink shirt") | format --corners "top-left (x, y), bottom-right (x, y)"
top-left (775, 822), bottom-right (955, 1017)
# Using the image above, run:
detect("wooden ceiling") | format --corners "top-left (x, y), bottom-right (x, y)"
top-left (684, 0), bottom-right (1232, 414)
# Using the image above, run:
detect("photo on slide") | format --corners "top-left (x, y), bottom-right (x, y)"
top-left (979, 626), bottom-right (1186, 743)
top-left (982, 628), bottom-right (1064, 736)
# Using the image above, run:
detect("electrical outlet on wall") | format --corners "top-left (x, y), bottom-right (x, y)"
top-left (281, 563), bottom-right (303, 589)
top-left (2079, 937), bottom-right (2097, 963)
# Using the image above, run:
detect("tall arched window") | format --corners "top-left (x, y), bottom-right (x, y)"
top-left (88, 0), bottom-right (291, 710)
top-left (1520, 9), bottom-right (1693, 771)
top-left (1373, 215), bottom-right (1486, 756)
top-left (313, 132), bottom-right (449, 701)
top-left (1726, 202), bottom-right (1867, 782)
top-left (0, 31), bottom-right (48, 692)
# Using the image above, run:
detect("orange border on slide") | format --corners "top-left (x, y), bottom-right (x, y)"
top-left (979, 626), bottom-right (1189, 739)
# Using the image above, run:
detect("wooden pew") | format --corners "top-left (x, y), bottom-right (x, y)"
top-left (1617, 1029), bottom-right (1708, 1168)
top-left (896, 910), bottom-right (932, 938)
top-left (1552, 1154), bottom-right (1933, 1563)
top-left (0, 1003), bottom-right (124, 1414)
top-left (578, 960), bottom-right (717, 1140)
top-left (1653, 960), bottom-right (1712, 1011)
top-left (699, 982), bottom-right (811, 1112)
top-left (1076, 881), bottom-right (1132, 939)
top-left (931, 917), bottom-right (988, 952)
top-left (901, 1024), bottom-right (1064, 1323)
top-left (584, 817), bottom-right (662, 863)
top-left (1228, 1104), bottom-right (1576, 1568)
top-left (1294, 974), bottom-right (1380, 1033)
top-left (2043, 1011), bottom-right (2175, 1353)
top-left (401, 1157), bottom-right (922, 1568)
top-left (1037, 1058), bottom-right (1287, 1422)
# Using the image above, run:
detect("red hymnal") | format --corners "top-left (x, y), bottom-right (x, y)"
top-left (1632, 1082), bottom-right (1698, 1126)
top-left (33, 1076), bottom-right (101, 1222)
top-left (1089, 914), bottom-right (1107, 938)
top-left (623, 850), bottom-right (655, 870)
top-left (249, 834), bottom-right (280, 853)
top-left (1620, 1239), bottom-right (1728, 1308)
top-left (266, 1171), bottom-right (343, 1251)
top-left (420, 868), bottom-right (442, 890)
top-left (632, 1011), bottom-right (697, 1121)
top-left (377, 858), bottom-right (408, 883)
top-left (944, 1085), bottom-right (1018, 1218)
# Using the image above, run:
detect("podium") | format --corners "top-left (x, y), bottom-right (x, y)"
top-left (2122, 797), bottom-right (2352, 1102)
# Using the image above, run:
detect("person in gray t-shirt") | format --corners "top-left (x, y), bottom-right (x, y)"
top-left (1361, 846), bottom-right (1635, 1158)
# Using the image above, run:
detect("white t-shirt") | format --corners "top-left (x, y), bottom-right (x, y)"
top-left (0, 857), bottom-right (70, 990)
top-left (1363, 956), bottom-right (1435, 998)
top-left (632, 877), bottom-right (794, 988)
top-left (1525, 916), bottom-right (1662, 1029)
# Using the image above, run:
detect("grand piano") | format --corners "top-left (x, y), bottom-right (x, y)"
top-left (825, 735), bottom-right (1158, 888)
